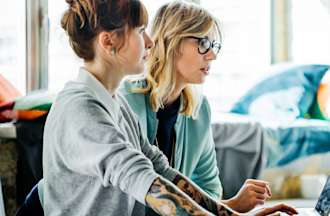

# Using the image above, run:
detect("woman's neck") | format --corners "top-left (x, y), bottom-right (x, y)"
top-left (84, 60), bottom-right (124, 94)
top-left (166, 91), bottom-right (181, 105)
top-left (165, 72), bottom-right (189, 105)
top-left (165, 82), bottom-right (186, 106)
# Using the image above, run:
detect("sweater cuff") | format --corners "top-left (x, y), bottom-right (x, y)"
top-left (161, 167), bottom-right (177, 182)
top-left (137, 172), bottom-right (159, 206)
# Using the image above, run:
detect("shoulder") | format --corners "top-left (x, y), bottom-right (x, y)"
top-left (118, 78), bottom-right (149, 111)
top-left (56, 82), bottom-right (109, 119)
top-left (60, 81), bottom-right (99, 104)
top-left (194, 95), bottom-right (211, 122)
top-left (119, 78), bottom-right (147, 96)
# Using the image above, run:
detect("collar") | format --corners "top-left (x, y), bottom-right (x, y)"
top-left (76, 67), bottom-right (121, 122)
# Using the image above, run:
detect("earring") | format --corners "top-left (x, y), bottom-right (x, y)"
top-left (111, 48), bottom-right (116, 55)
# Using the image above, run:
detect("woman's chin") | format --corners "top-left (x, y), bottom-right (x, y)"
top-left (125, 65), bottom-right (145, 76)
top-left (194, 77), bottom-right (206, 84)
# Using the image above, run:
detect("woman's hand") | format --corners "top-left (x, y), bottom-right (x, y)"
top-left (224, 179), bottom-right (272, 213)
top-left (253, 203), bottom-right (298, 216)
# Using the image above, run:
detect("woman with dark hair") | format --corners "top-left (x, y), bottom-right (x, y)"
top-left (17, 0), bottom-right (297, 215)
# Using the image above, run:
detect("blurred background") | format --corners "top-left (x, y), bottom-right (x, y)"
top-left (1, 0), bottom-right (329, 112)
top-left (0, 1), bottom-right (330, 215)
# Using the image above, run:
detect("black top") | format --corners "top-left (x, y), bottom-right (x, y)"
top-left (156, 97), bottom-right (181, 164)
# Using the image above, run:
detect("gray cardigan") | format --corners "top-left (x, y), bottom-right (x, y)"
top-left (42, 68), bottom-right (176, 216)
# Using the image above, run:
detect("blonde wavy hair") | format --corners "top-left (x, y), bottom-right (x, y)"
top-left (134, 0), bottom-right (221, 116)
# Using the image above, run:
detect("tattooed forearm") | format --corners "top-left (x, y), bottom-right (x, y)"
top-left (146, 177), bottom-right (212, 216)
top-left (173, 174), bottom-right (238, 216)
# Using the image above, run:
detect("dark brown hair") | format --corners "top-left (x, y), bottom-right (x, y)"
top-left (61, 0), bottom-right (148, 61)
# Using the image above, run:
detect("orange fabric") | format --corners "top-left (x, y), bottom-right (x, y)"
top-left (317, 83), bottom-right (330, 117)
top-left (16, 110), bottom-right (48, 120)
top-left (0, 110), bottom-right (47, 122)
top-left (0, 74), bottom-right (21, 102)
top-left (0, 75), bottom-right (48, 121)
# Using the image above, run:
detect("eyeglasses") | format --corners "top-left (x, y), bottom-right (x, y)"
top-left (188, 36), bottom-right (221, 55)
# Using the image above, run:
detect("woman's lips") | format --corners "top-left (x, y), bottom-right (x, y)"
top-left (143, 52), bottom-right (149, 60)
top-left (200, 66), bottom-right (210, 75)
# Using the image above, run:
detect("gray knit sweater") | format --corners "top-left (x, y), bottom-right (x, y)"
top-left (43, 68), bottom-right (176, 216)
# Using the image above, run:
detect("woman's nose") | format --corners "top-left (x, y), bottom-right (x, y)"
top-left (205, 48), bottom-right (217, 60)
top-left (144, 32), bottom-right (154, 49)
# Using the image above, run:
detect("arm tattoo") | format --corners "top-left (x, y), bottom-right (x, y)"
top-left (173, 174), bottom-right (238, 216)
top-left (146, 177), bottom-right (211, 216)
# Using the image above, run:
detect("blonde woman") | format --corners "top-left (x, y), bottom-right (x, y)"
top-left (120, 1), bottom-right (279, 214)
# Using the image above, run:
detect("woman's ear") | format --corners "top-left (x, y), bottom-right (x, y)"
top-left (97, 31), bottom-right (118, 55)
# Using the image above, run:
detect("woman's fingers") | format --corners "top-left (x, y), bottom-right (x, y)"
top-left (259, 204), bottom-right (298, 215)
top-left (254, 192), bottom-right (267, 200)
top-left (245, 179), bottom-right (272, 197)
top-left (265, 183), bottom-right (272, 197)
top-left (250, 184), bottom-right (267, 194)
top-left (246, 184), bottom-right (270, 199)
top-left (277, 204), bottom-right (298, 215)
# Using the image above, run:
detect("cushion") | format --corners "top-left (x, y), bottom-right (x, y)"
top-left (308, 82), bottom-right (330, 120)
top-left (0, 74), bottom-right (21, 103)
top-left (0, 74), bottom-right (21, 122)
top-left (0, 101), bottom-right (47, 122)
top-left (0, 101), bottom-right (16, 122)
top-left (230, 64), bottom-right (329, 121)
top-left (14, 90), bottom-right (56, 111)
top-left (0, 90), bottom-right (53, 122)
top-left (12, 91), bottom-right (54, 121)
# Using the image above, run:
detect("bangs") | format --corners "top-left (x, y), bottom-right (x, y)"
top-left (128, 0), bottom-right (149, 28)
top-left (212, 20), bottom-right (222, 42)
top-left (208, 20), bottom-right (222, 42)
top-left (193, 17), bottom-right (222, 43)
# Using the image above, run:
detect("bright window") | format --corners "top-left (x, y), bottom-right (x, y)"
top-left (0, 1), bottom-right (26, 94)
top-left (291, 0), bottom-right (330, 64)
top-left (200, 0), bottom-right (271, 112)
top-left (48, 1), bottom-right (82, 92)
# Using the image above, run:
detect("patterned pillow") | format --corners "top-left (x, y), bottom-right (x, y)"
top-left (230, 64), bottom-right (329, 121)
top-left (309, 82), bottom-right (330, 120)
top-left (0, 90), bottom-right (53, 122)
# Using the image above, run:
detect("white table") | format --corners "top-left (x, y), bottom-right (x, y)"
top-left (0, 122), bottom-right (16, 139)
top-left (265, 199), bottom-right (318, 208)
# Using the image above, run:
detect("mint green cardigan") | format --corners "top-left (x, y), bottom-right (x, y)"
top-left (119, 80), bottom-right (222, 199)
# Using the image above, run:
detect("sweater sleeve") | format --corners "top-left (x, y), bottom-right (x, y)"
top-left (193, 127), bottom-right (223, 200)
top-left (138, 121), bottom-right (178, 182)
top-left (193, 97), bottom-right (223, 200)
top-left (117, 90), bottom-right (178, 182)
top-left (59, 97), bottom-right (160, 205)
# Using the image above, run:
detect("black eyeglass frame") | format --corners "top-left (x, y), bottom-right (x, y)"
top-left (187, 36), bottom-right (222, 55)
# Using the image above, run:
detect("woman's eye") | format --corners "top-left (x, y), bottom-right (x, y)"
top-left (200, 39), bottom-right (210, 49)
top-left (139, 27), bottom-right (146, 33)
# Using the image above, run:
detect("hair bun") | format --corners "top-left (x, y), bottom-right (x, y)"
top-left (66, 0), bottom-right (75, 7)
top-left (67, 0), bottom-right (82, 13)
